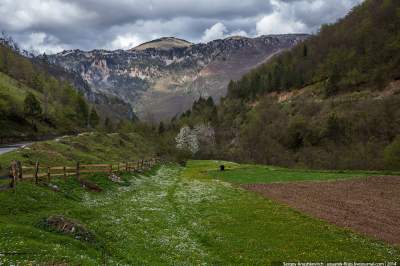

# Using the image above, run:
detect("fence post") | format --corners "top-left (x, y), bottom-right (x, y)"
top-left (109, 164), bottom-right (113, 174)
top-left (63, 166), bottom-right (66, 179)
top-left (17, 161), bottom-right (22, 180)
top-left (76, 162), bottom-right (80, 181)
top-left (9, 161), bottom-right (17, 188)
top-left (141, 159), bottom-right (144, 170)
top-left (34, 161), bottom-right (39, 184)
top-left (47, 167), bottom-right (51, 183)
top-left (9, 166), bottom-right (13, 188)
top-left (117, 163), bottom-right (120, 172)
top-left (125, 162), bottom-right (128, 172)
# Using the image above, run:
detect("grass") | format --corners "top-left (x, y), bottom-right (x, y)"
top-left (0, 132), bottom-right (156, 169)
top-left (0, 131), bottom-right (157, 191)
top-left (195, 160), bottom-right (400, 184)
top-left (0, 72), bottom-right (38, 103)
top-left (0, 160), bottom-right (399, 264)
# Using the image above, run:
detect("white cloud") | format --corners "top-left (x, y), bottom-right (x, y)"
top-left (201, 23), bottom-right (249, 43)
top-left (201, 23), bottom-right (228, 42)
top-left (107, 34), bottom-right (143, 50)
top-left (0, 0), bottom-right (96, 31)
top-left (0, 0), bottom-right (364, 53)
top-left (102, 18), bottom-right (201, 50)
top-left (228, 30), bottom-right (249, 38)
top-left (288, 0), bottom-right (364, 30)
top-left (256, 13), bottom-right (307, 35)
top-left (20, 32), bottom-right (67, 54)
top-left (256, 0), bottom-right (365, 35)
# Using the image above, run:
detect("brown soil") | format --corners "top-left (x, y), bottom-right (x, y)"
top-left (79, 179), bottom-right (102, 192)
top-left (243, 176), bottom-right (400, 245)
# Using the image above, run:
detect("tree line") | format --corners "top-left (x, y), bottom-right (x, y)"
top-left (0, 41), bottom-right (100, 141)
top-left (167, 0), bottom-right (400, 170)
top-left (227, 0), bottom-right (400, 100)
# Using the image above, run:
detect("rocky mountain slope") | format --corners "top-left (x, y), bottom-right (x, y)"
top-left (48, 35), bottom-right (308, 121)
top-left (32, 57), bottom-right (135, 122)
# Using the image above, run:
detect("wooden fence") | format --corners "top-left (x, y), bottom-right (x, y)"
top-left (6, 158), bottom-right (160, 188)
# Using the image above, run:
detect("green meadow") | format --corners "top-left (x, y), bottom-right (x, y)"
top-left (205, 160), bottom-right (400, 184)
top-left (0, 160), bottom-right (399, 265)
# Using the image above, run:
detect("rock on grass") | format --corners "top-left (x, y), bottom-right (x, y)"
top-left (40, 215), bottom-right (96, 242)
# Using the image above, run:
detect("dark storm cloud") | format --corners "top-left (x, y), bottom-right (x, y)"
top-left (0, 0), bottom-right (363, 54)
top-left (66, 0), bottom-right (273, 24)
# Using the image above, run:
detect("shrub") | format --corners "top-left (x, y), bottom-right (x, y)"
top-left (384, 137), bottom-right (400, 170)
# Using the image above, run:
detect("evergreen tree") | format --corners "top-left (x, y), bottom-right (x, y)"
top-left (206, 96), bottom-right (214, 107)
top-left (303, 44), bottom-right (308, 57)
top-left (89, 108), bottom-right (100, 128)
top-left (158, 121), bottom-right (165, 135)
top-left (75, 95), bottom-right (89, 126)
top-left (24, 92), bottom-right (42, 126)
top-left (31, 73), bottom-right (45, 92)
top-left (104, 117), bottom-right (113, 132)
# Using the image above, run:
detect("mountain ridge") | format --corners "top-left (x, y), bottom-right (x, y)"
top-left (131, 37), bottom-right (193, 51)
top-left (48, 34), bottom-right (309, 121)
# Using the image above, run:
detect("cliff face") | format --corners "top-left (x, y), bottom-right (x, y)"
top-left (48, 35), bottom-right (308, 121)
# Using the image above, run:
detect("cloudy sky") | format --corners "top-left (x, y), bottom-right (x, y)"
top-left (0, 0), bottom-right (363, 54)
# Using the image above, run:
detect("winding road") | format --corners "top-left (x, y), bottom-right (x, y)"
top-left (0, 142), bottom-right (32, 155)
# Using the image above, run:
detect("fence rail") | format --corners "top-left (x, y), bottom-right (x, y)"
top-left (3, 158), bottom-right (160, 189)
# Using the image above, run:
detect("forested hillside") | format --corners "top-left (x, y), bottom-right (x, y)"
top-left (0, 43), bottom-right (96, 143)
top-left (227, 0), bottom-right (400, 99)
top-left (174, 0), bottom-right (400, 170)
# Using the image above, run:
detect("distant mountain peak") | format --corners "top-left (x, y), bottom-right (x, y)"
top-left (131, 37), bottom-right (193, 51)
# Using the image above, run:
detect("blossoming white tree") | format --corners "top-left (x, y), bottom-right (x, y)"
top-left (175, 126), bottom-right (199, 154)
top-left (175, 124), bottom-right (215, 155)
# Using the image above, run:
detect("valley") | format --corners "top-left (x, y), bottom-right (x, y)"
top-left (1, 0), bottom-right (400, 264)
top-left (1, 159), bottom-right (399, 265)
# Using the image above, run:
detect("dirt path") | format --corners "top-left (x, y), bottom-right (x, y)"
top-left (243, 176), bottom-right (400, 245)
